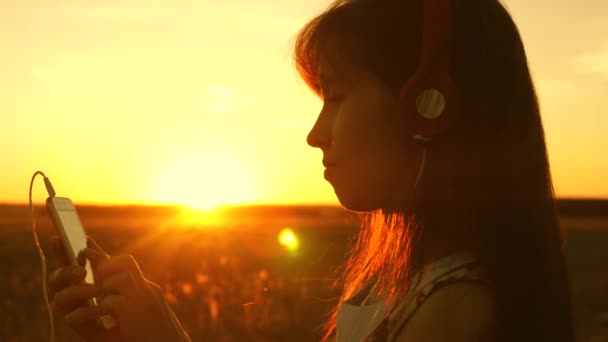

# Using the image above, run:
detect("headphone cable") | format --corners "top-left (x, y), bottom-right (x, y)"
top-left (29, 171), bottom-right (57, 342)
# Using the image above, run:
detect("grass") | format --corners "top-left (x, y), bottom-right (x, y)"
top-left (1, 204), bottom-right (606, 341)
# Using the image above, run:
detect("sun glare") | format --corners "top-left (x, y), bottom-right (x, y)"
top-left (154, 149), bottom-right (255, 210)
top-left (278, 227), bottom-right (300, 253)
top-left (177, 205), bottom-right (224, 229)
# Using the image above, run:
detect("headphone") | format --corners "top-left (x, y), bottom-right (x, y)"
top-left (398, 0), bottom-right (459, 187)
top-left (399, 0), bottom-right (459, 145)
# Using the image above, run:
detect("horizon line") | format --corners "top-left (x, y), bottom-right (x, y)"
top-left (3, 196), bottom-right (608, 208)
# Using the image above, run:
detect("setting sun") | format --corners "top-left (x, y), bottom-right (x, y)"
top-left (154, 149), bottom-right (256, 209)
top-left (175, 205), bottom-right (225, 229)
top-left (0, 0), bottom-right (606, 206)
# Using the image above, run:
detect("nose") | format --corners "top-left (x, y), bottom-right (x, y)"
top-left (306, 120), bottom-right (332, 149)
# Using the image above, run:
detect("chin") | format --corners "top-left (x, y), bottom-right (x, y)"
top-left (336, 194), bottom-right (382, 213)
top-left (335, 187), bottom-right (415, 214)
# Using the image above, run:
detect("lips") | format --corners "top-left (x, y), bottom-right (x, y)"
top-left (322, 160), bottom-right (336, 168)
top-left (322, 159), bottom-right (336, 181)
top-left (324, 167), bottom-right (334, 181)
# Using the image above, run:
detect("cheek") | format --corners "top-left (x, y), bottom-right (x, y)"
top-left (333, 103), bottom-right (389, 155)
top-left (343, 143), bottom-right (413, 210)
top-left (333, 150), bottom-right (403, 211)
top-left (359, 153), bottom-right (403, 194)
top-left (330, 97), bottom-right (412, 209)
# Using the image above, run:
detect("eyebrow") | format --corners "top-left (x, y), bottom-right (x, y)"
top-left (318, 73), bottom-right (336, 86)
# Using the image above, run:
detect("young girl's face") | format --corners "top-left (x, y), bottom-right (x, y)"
top-left (307, 60), bottom-right (419, 212)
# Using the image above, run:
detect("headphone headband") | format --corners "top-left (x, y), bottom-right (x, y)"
top-left (399, 0), bottom-right (459, 144)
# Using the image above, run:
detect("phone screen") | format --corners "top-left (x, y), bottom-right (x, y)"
top-left (47, 197), bottom-right (117, 329)
top-left (52, 199), bottom-right (94, 285)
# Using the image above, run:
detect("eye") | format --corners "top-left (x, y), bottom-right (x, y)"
top-left (322, 89), bottom-right (344, 103)
top-left (324, 96), bottom-right (344, 104)
top-left (320, 81), bottom-right (346, 103)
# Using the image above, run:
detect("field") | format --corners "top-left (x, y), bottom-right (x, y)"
top-left (1, 203), bottom-right (607, 341)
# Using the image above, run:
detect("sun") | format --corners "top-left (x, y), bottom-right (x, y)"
top-left (154, 149), bottom-right (256, 210)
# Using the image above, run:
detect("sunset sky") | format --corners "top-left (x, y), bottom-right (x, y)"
top-left (2, 0), bottom-right (607, 208)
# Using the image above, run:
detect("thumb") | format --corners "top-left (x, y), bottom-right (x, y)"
top-left (86, 236), bottom-right (109, 257)
top-left (80, 247), bottom-right (109, 268)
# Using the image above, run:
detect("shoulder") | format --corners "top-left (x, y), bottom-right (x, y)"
top-left (393, 282), bottom-right (496, 342)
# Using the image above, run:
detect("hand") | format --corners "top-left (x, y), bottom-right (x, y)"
top-left (47, 236), bottom-right (122, 342)
top-left (83, 237), bottom-right (190, 342)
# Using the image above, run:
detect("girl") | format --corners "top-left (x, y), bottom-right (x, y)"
top-left (47, 0), bottom-right (575, 341)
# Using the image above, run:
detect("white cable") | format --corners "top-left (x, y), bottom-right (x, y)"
top-left (29, 171), bottom-right (55, 342)
top-left (414, 147), bottom-right (427, 189)
top-left (30, 171), bottom-right (190, 341)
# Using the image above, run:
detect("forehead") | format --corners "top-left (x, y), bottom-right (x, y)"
top-left (317, 57), bottom-right (362, 87)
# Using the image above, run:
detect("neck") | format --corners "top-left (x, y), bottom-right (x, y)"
top-left (416, 200), bottom-right (480, 267)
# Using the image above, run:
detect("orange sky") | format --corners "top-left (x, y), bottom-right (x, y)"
top-left (2, 1), bottom-right (607, 208)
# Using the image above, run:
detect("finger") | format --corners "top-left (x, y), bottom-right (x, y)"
top-left (99, 294), bottom-right (126, 316)
top-left (81, 248), bottom-right (110, 269)
top-left (87, 236), bottom-right (109, 257)
top-left (80, 248), bottom-right (110, 286)
top-left (48, 266), bottom-right (87, 298)
top-left (76, 249), bottom-right (87, 267)
top-left (96, 255), bottom-right (143, 281)
top-left (49, 236), bottom-right (70, 265)
top-left (64, 305), bottom-right (109, 328)
top-left (54, 283), bottom-right (102, 314)
top-left (101, 272), bottom-right (141, 296)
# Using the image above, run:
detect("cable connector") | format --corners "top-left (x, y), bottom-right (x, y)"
top-left (43, 176), bottom-right (56, 198)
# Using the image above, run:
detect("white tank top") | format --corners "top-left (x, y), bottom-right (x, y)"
top-left (336, 251), bottom-right (486, 342)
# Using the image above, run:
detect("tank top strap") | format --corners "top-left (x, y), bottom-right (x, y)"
top-left (386, 257), bottom-right (489, 342)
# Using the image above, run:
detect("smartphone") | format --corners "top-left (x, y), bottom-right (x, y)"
top-left (46, 196), bottom-right (117, 330)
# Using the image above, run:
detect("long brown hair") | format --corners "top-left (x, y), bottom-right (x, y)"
top-left (291, 0), bottom-right (575, 341)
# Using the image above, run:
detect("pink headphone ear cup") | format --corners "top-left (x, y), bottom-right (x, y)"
top-left (399, 53), bottom-right (459, 143)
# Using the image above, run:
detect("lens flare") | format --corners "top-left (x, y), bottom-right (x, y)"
top-left (278, 227), bottom-right (299, 253)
